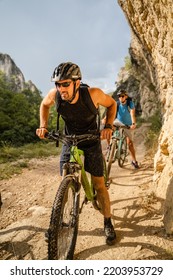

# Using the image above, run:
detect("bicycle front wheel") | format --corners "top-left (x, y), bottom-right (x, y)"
top-left (107, 140), bottom-right (117, 177)
top-left (48, 176), bottom-right (80, 260)
top-left (118, 137), bottom-right (127, 167)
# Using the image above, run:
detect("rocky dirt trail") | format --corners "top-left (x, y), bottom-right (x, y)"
top-left (0, 124), bottom-right (173, 260)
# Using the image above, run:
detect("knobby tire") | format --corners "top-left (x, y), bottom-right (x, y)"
top-left (48, 176), bottom-right (80, 260)
top-left (107, 140), bottom-right (117, 177)
top-left (118, 137), bottom-right (127, 167)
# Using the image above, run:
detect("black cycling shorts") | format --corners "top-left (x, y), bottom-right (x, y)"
top-left (60, 140), bottom-right (103, 177)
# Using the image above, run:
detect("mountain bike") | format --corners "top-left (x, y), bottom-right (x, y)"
top-left (46, 130), bottom-right (109, 260)
top-left (106, 125), bottom-right (129, 177)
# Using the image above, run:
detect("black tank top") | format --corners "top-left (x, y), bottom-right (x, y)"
top-left (56, 86), bottom-right (98, 135)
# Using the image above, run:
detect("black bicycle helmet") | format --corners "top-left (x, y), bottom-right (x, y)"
top-left (51, 62), bottom-right (82, 82)
top-left (117, 88), bottom-right (128, 96)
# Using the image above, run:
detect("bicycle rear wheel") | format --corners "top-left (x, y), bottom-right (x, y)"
top-left (48, 176), bottom-right (80, 260)
top-left (118, 137), bottom-right (127, 167)
top-left (107, 140), bottom-right (117, 177)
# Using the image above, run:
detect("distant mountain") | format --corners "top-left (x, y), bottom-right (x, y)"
top-left (0, 53), bottom-right (38, 93)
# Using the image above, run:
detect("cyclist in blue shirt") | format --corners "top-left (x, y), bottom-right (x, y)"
top-left (114, 89), bottom-right (139, 169)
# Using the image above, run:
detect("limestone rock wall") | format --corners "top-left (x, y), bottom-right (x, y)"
top-left (118, 0), bottom-right (173, 233)
top-left (0, 53), bottom-right (38, 93)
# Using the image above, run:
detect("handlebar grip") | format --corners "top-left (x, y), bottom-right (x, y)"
top-left (44, 132), bottom-right (49, 138)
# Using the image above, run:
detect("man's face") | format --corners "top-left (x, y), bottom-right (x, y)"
top-left (118, 94), bottom-right (128, 105)
top-left (55, 79), bottom-right (74, 101)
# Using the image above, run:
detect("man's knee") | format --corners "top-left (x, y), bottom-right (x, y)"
top-left (128, 140), bottom-right (133, 148)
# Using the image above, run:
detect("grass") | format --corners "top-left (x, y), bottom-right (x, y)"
top-left (0, 140), bottom-right (61, 180)
top-left (0, 161), bottom-right (29, 180)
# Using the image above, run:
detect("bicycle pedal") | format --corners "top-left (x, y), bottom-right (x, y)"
top-left (79, 196), bottom-right (88, 213)
top-left (62, 222), bottom-right (69, 227)
top-left (106, 179), bottom-right (112, 188)
top-left (84, 196), bottom-right (88, 204)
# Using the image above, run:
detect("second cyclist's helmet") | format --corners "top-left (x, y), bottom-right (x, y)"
top-left (51, 62), bottom-right (82, 82)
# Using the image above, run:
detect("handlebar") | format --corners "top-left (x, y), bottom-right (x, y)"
top-left (45, 130), bottom-right (100, 145)
top-left (113, 124), bottom-right (130, 130)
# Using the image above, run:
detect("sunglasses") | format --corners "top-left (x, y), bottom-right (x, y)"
top-left (55, 81), bottom-right (72, 88)
top-left (118, 95), bottom-right (126, 98)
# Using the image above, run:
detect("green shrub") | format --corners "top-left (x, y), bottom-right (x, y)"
top-left (0, 141), bottom-right (61, 179)
top-left (124, 56), bottom-right (132, 71)
top-left (0, 141), bottom-right (61, 164)
top-left (145, 110), bottom-right (162, 151)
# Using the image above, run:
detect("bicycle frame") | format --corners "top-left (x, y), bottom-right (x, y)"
top-left (106, 128), bottom-right (120, 162)
top-left (63, 145), bottom-right (96, 202)
top-left (113, 126), bottom-right (127, 151)
top-left (112, 128), bottom-right (125, 158)
top-left (106, 125), bottom-right (128, 174)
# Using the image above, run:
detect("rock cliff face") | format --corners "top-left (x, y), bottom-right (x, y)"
top-left (0, 53), bottom-right (38, 93)
top-left (118, 0), bottom-right (173, 233)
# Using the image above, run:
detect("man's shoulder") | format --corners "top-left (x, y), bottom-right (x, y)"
top-left (88, 87), bottom-right (100, 94)
top-left (129, 100), bottom-right (135, 108)
top-left (48, 87), bottom-right (57, 96)
top-left (87, 87), bottom-right (101, 101)
top-left (89, 87), bottom-right (107, 99)
top-left (43, 88), bottom-right (56, 105)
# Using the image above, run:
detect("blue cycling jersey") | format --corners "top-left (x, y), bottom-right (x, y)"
top-left (117, 101), bottom-right (135, 126)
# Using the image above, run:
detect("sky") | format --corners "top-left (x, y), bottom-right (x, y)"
top-left (0, 0), bottom-right (131, 95)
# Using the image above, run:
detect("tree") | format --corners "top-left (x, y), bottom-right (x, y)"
top-left (0, 72), bottom-right (43, 146)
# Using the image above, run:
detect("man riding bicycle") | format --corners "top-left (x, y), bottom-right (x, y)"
top-left (114, 89), bottom-right (139, 169)
top-left (36, 62), bottom-right (117, 245)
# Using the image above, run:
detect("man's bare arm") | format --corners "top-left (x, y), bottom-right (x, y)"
top-left (89, 87), bottom-right (116, 141)
top-left (36, 89), bottom-right (56, 138)
top-left (130, 108), bottom-right (136, 129)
